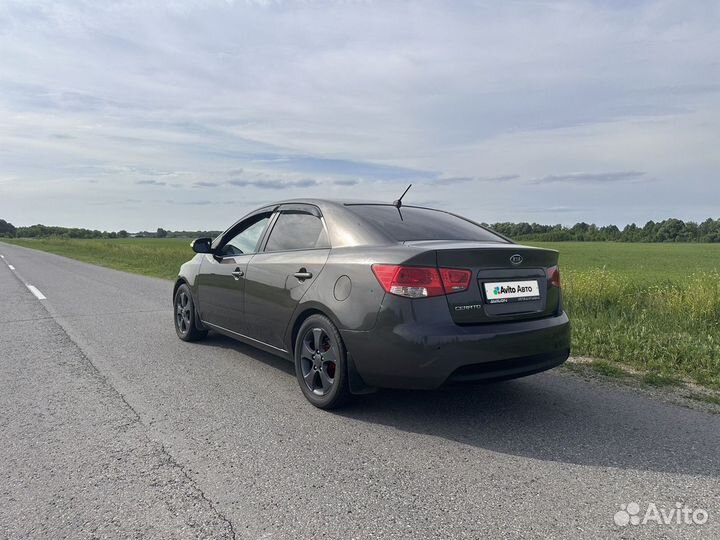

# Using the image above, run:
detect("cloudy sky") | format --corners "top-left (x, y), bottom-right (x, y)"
top-left (1, 0), bottom-right (718, 231)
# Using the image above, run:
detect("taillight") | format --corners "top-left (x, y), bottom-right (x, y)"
top-left (372, 264), bottom-right (471, 298)
top-left (439, 268), bottom-right (472, 293)
top-left (547, 265), bottom-right (561, 288)
top-left (372, 265), bottom-right (444, 298)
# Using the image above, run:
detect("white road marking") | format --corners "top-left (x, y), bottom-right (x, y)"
top-left (0, 256), bottom-right (47, 300)
top-left (0, 254), bottom-right (4, 258)
top-left (26, 285), bottom-right (47, 300)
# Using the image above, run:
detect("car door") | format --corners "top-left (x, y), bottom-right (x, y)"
top-left (243, 204), bottom-right (331, 349)
top-left (196, 210), bottom-right (273, 334)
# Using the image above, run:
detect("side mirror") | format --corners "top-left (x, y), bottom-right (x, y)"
top-left (191, 237), bottom-right (213, 254)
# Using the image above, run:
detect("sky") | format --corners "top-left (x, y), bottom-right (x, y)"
top-left (1, 0), bottom-right (719, 231)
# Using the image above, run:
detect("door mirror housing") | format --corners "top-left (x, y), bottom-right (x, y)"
top-left (191, 237), bottom-right (213, 254)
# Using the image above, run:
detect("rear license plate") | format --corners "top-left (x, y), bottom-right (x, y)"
top-left (484, 280), bottom-right (540, 304)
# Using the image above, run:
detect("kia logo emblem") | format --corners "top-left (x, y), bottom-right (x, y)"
top-left (510, 254), bottom-right (523, 265)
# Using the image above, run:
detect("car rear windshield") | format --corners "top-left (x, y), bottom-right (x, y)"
top-left (346, 205), bottom-right (507, 243)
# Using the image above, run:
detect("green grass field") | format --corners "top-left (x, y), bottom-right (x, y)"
top-left (4, 238), bottom-right (720, 389)
top-left (3, 237), bottom-right (193, 280)
top-left (528, 242), bottom-right (720, 389)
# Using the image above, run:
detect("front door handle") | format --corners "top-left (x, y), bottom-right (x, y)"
top-left (293, 269), bottom-right (313, 280)
top-left (231, 268), bottom-right (244, 280)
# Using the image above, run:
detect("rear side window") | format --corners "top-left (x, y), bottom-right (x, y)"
top-left (346, 205), bottom-right (506, 243)
top-left (265, 211), bottom-right (329, 251)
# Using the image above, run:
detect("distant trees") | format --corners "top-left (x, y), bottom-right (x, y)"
top-left (2, 223), bottom-right (221, 240)
top-left (14, 224), bottom-right (106, 239)
top-left (488, 217), bottom-right (720, 243)
top-left (0, 219), bottom-right (16, 237)
top-left (3, 216), bottom-right (718, 242)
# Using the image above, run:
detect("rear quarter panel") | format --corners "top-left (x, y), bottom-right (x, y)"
top-left (284, 245), bottom-right (431, 349)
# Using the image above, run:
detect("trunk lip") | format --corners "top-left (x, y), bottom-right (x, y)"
top-left (403, 239), bottom-right (559, 255)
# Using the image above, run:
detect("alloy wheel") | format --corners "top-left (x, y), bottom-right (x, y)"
top-left (300, 327), bottom-right (337, 396)
top-left (175, 290), bottom-right (192, 335)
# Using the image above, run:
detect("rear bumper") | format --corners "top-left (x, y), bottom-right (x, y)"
top-left (341, 307), bottom-right (571, 390)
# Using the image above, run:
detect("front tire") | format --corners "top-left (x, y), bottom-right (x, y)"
top-left (174, 283), bottom-right (208, 342)
top-left (294, 314), bottom-right (351, 409)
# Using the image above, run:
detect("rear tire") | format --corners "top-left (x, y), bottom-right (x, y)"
top-left (174, 283), bottom-right (208, 342)
top-left (294, 314), bottom-right (351, 409)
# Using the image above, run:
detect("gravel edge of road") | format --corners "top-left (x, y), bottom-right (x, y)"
top-left (560, 359), bottom-right (720, 416)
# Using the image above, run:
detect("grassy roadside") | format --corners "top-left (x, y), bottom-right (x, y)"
top-left (526, 242), bottom-right (720, 389)
top-left (2, 237), bottom-right (192, 280)
top-left (562, 269), bottom-right (719, 388)
top-left (4, 238), bottom-right (719, 391)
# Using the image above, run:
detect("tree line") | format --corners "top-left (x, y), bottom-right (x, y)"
top-left (2, 217), bottom-right (719, 242)
top-left (487, 218), bottom-right (720, 242)
top-left (0, 221), bottom-right (220, 240)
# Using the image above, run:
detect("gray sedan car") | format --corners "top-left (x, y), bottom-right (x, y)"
top-left (174, 199), bottom-right (570, 408)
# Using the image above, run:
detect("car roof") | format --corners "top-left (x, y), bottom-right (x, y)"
top-left (267, 199), bottom-right (500, 248)
top-left (228, 199), bottom-right (502, 249)
top-left (268, 199), bottom-right (399, 247)
top-left (273, 198), bottom-right (399, 208)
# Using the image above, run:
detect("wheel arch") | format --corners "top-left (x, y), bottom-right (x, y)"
top-left (173, 277), bottom-right (189, 303)
top-left (173, 277), bottom-right (208, 332)
top-left (287, 303), bottom-right (376, 395)
top-left (287, 303), bottom-right (343, 355)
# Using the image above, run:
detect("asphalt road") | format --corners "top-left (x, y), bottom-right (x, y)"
top-left (0, 241), bottom-right (718, 540)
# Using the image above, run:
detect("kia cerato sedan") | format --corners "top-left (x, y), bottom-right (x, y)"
top-left (174, 199), bottom-right (570, 409)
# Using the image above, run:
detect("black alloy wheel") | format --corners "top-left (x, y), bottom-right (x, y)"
top-left (295, 314), bottom-right (350, 409)
top-left (174, 283), bottom-right (208, 342)
top-left (300, 327), bottom-right (338, 396)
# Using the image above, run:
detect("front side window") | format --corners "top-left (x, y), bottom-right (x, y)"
top-left (265, 211), bottom-right (329, 251)
top-left (221, 214), bottom-right (271, 256)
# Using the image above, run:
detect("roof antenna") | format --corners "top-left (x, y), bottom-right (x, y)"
top-left (393, 184), bottom-right (411, 221)
top-left (393, 184), bottom-right (412, 209)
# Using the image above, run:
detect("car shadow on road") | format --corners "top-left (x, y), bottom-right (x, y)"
top-left (202, 333), bottom-right (719, 478)
top-left (343, 375), bottom-right (720, 478)
top-left (201, 332), bottom-right (296, 374)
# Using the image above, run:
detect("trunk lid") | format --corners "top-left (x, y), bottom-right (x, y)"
top-left (406, 241), bottom-right (561, 324)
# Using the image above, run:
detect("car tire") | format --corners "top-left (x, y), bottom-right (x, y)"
top-left (294, 314), bottom-right (351, 409)
top-left (174, 283), bottom-right (208, 342)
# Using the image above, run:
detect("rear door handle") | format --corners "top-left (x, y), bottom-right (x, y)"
top-left (231, 268), bottom-right (244, 280)
top-left (293, 270), bottom-right (313, 280)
